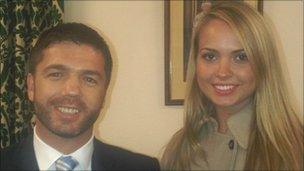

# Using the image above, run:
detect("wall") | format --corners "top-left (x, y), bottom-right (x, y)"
top-left (64, 1), bottom-right (303, 158)
top-left (264, 1), bottom-right (303, 113)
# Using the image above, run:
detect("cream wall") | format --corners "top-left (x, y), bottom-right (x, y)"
top-left (64, 1), bottom-right (303, 158)
top-left (264, 1), bottom-right (303, 113)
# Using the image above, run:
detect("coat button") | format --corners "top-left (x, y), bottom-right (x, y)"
top-left (228, 140), bottom-right (234, 150)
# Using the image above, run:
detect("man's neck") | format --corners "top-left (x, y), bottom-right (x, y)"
top-left (35, 121), bottom-right (93, 154)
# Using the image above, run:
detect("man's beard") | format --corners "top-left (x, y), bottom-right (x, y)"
top-left (34, 95), bottom-right (101, 138)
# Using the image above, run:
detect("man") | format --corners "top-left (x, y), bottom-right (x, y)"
top-left (1, 23), bottom-right (160, 170)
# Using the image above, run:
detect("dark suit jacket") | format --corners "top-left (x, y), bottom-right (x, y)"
top-left (1, 135), bottom-right (160, 170)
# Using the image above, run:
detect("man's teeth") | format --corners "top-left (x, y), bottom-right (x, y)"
top-left (58, 107), bottom-right (79, 114)
top-left (215, 85), bottom-right (235, 91)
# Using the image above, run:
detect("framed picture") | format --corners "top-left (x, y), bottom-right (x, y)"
top-left (164, 0), bottom-right (263, 105)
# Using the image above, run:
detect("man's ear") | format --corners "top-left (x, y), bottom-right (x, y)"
top-left (27, 74), bottom-right (34, 101)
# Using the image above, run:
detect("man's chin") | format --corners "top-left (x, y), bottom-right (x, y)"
top-left (49, 129), bottom-right (82, 138)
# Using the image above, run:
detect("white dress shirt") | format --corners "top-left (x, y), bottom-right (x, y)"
top-left (33, 127), bottom-right (94, 170)
top-left (191, 103), bottom-right (253, 170)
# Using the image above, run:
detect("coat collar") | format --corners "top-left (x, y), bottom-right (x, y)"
top-left (204, 103), bottom-right (253, 149)
top-left (226, 104), bottom-right (253, 149)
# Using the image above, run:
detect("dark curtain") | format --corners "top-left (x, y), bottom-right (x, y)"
top-left (1, 0), bottom-right (64, 149)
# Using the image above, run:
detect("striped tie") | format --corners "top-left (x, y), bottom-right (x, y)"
top-left (55, 156), bottom-right (79, 171)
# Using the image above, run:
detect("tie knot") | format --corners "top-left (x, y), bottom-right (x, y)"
top-left (55, 156), bottom-right (79, 171)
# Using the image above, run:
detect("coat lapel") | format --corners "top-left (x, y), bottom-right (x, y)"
top-left (91, 138), bottom-right (115, 170)
top-left (10, 134), bottom-right (39, 170)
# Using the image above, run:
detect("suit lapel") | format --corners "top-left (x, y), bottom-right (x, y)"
top-left (17, 135), bottom-right (39, 170)
top-left (91, 138), bottom-right (115, 170)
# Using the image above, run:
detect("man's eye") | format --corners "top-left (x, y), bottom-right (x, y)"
top-left (84, 77), bottom-right (97, 85)
top-left (47, 72), bottom-right (62, 79)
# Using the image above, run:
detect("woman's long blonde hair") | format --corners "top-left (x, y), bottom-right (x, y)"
top-left (161, 1), bottom-right (303, 170)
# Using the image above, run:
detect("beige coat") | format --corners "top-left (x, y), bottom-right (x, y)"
top-left (191, 104), bottom-right (253, 170)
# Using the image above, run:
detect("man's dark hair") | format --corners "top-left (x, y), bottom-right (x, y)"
top-left (28, 22), bottom-right (112, 82)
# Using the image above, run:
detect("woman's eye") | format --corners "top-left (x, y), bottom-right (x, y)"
top-left (202, 53), bottom-right (216, 61)
top-left (235, 52), bottom-right (248, 61)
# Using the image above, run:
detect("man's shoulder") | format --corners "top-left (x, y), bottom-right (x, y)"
top-left (1, 135), bottom-right (38, 170)
top-left (92, 139), bottom-right (160, 170)
top-left (94, 139), bottom-right (155, 161)
top-left (1, 143), bottom-right (18, 162)
top-left (1, 137), bottom-right (30, 160)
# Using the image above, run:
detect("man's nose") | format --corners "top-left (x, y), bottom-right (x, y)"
top-left (216, 58), bottom-right (233, 79)
top-left (62, 75), bottom-right (81, 96)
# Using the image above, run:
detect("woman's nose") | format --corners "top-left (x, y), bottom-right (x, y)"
top-left (216, 58), bottom-right (232, 79)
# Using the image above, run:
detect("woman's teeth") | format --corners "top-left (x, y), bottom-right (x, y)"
top-left (214, 85), bottom-right (235, 91)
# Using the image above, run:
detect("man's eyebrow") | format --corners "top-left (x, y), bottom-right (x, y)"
top-left (43, 64), bottom-right (69, 72)
top-left (42, 64), bottom-right (103, 77)
top-left (81, 70), bottom-right (103, 77)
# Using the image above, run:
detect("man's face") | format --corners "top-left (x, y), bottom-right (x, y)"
top-left (27, 42), bottom-right (108, 138)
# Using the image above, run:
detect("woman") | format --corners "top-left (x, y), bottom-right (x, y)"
top-left (161, 1), bottom-right (303, 170)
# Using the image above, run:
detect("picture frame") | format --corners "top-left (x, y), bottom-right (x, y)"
top-left (164, 0), bottom-right (263, 105)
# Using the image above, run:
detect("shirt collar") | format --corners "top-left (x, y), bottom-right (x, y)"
top-left (33, 127), bottom-right (94, 170)
top-left (205, 103), bottom-right (253, 149)
top-left (69, 134), bottom-right (94, 170)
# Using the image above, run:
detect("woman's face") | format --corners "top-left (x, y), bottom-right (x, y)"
top-left (196, 19), bottom-right (256, 114)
